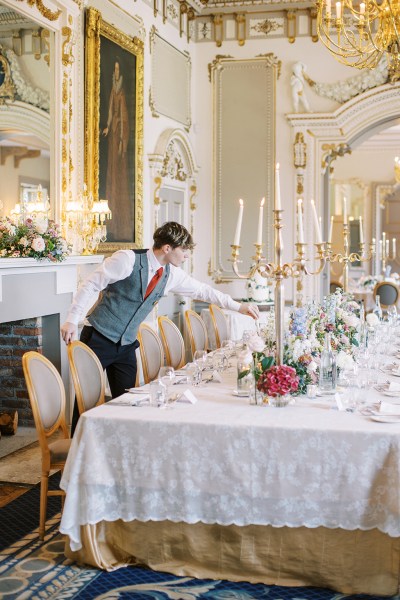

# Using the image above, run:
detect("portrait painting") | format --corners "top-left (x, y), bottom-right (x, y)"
top-left (85, 7), bottom-right (144, 250)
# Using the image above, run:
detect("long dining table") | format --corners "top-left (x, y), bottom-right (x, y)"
top-left (60, 364), bottom-right (400, 596)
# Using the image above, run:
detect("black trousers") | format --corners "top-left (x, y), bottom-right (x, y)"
top-left (70, 326), bottom-right (139, 435)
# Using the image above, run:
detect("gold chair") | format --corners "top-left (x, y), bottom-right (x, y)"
top-left (209, 304), bottom-right (229, 348)
top-left (158, 316), bottom-right (185, 370)
top-left (67, 341), bottom-right (105, 416)
top-left (184, 309), bottom-right (209, 358)
top-left (22, 351), bottom-right (71, 540)
top-left (373, 281), bottom-right (399, 310)
top-left (137, 323), bottom-right (164, 384)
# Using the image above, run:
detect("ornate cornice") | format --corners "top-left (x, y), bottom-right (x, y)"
top-left (15, 0), bottom-right (62, 21)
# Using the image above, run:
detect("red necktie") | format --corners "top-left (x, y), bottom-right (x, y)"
top-left (144, 267), bottom-right (163, 299)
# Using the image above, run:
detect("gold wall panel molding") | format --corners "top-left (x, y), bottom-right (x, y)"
top-left (207, 54), bottom-right (232, 82)
top-left (210, 55), bottom-right (279, 282)
top-left (150, 30), bottom-right (191, 128)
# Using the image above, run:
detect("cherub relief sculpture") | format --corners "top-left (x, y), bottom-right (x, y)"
top-left (290, 62), bottom-right (312, 113)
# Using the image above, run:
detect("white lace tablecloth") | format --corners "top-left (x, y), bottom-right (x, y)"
top-left (60, 370), bottom-right (400, 551)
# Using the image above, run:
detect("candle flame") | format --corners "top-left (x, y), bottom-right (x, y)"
top-left (276, 163), bottom-right (279, 170)
top-left (239, 198), bottom-right (243, 206)
top-left (260, 197), bottom-right (265, 207)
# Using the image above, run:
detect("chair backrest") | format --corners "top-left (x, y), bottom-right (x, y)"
top-left (184, 309), bottom-right (209, 357)
top-left (209, 304), bottom-right (229, 348)
top-left (22, 351), bottom-right (69, 450)
top-left (374, 281), bottom-right (399, 309)
top-left (137, 323), bottom-right (164, 383)
top-left (158, 316), bottom-right (185, 369)
top-left (67, 341), bottom-right (105, 415)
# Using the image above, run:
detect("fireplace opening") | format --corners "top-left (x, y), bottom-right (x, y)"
top-left (0, 314), bottom-right (61, 427)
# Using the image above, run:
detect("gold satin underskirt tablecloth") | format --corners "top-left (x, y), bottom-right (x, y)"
top-left (65, 520), bottom-right (400, 596)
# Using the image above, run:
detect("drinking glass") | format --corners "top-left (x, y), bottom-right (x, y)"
top-left (186, 362), bottom-right (201, 386)
top-left (193, 350), bottom-right (207, 370)
top-left (158, 366), bottom-right (176, 402)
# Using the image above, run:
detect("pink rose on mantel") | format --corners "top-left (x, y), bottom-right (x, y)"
top-left (31, 237), bottom-right (46, 252)
top-left (257, 364), bottom-right (299, 397)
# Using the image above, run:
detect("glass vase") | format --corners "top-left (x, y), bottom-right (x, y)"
top-left (269, 394), bottom-right (291, 408)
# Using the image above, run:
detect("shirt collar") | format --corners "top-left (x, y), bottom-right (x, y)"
top-left (147, 249), bottom-right (163, 274)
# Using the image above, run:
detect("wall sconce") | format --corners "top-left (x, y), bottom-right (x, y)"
top-left (63, 185), bottom-right (112, 254)
top-left (213, 14), bottom-right (223, 47)
top-left (12, 30), bottom-right (22, 56)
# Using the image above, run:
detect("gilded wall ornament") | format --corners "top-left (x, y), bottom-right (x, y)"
top-left (251, 19), bottom-right (280, 35)
top-left (160, 141), bottom-right (187, 181)
top-left (16, 0), bottom-right (62, 21)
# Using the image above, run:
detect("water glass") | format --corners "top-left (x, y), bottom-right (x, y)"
top-left (149, 379), bottom-right (166, 407)
top-left (186, 362), bottom-right (201, 386)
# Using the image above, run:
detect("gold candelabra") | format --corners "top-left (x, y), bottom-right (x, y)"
top-left (378, 231), bottom-right (396, 272)
top-left (326, 221), bottom-right (375, 292)
top-left (230, 208), bottom-right (326, 365)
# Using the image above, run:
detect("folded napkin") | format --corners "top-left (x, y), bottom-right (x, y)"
top-left (109, 394), bottom-right (149, 406)
top-left (389, 382), bottom-right (400, 392)
top-left (177, 388), bottom-right (198, 404)
top-left (380, 401), bottom-right (400, 415)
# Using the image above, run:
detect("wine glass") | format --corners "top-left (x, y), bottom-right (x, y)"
top-left (193, 350), bottom-right (207, 381)
top-left (158, 366), bottom-right (176, 403)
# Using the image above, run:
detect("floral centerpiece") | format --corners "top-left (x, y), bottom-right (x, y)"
top-left (0, 217), bottom-right (71, 262)
top-left (257, 364), bottom-right (299, 401)
top-left (358, 275), bottom-right (380, 290)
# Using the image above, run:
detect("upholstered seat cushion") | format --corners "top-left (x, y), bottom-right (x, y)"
top-left (49, 438), bottom-right (71, 463)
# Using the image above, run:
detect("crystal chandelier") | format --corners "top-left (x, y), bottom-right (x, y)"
top-left (316, 0), bottom-right (400, 82)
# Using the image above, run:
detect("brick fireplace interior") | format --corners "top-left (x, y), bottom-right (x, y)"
top-left (0, 315), bottom-right (61, 427)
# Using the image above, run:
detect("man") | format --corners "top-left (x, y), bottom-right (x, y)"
top-left (61, 222), bottom-right (259, 432)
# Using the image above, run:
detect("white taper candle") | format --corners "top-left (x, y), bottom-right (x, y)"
top-left (233, 198), bottom-right (244, 246)
top-left (275, 163), bottom-right (281, 211)
top-left (297, 199), bottom-right (304, 244)
top-left (257, 197), bottom-right (265, 245)
top-left (310, 199), bottom-right (323, 243)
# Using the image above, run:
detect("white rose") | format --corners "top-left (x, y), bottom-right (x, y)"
top-left (247, 333), bottom-right (265, 353)
top-left (307, 360), bottom-right (318, 373)
top-left (31, 237), bottom-right (45, 252)
top-left (19, 237), bottom-right (29, 247)
top-left (6, 224), bottom-right (16, 235)
top-left (366, 313), bottom-right (379, 327)
top-left (343, 313), bottom-right (359, 328)
top-left (34, 219), bottom-right (48, 234)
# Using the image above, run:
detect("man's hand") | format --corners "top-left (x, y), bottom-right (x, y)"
top-left (61, 321), bottom-right (78, 345)
top-left (239, 302), bottom-right (260, 320)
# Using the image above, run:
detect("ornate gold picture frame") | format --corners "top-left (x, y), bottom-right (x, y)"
top-left (85, 7), bottom-right (144, 251)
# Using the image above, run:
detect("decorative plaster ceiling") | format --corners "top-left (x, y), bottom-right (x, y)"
top-left (187, 0), bottom-right (312, 14)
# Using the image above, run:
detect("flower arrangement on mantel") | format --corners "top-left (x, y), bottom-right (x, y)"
top-left (0, 216), bottom-right (71, 262)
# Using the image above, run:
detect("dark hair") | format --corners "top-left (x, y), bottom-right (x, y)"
top-left (153, 222), bottom-right (195, 250)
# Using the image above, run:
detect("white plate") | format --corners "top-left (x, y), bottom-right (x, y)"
top-left (369, 415), bottom-right (400, 423)
top-left (316, 390), bottom-right (336, 397)
top-left (382, 391), bottom-right (400, 398)
top-left (232, 389), bottom-right (250, 397)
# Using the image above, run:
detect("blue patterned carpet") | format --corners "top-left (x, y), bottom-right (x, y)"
top-left (0, 480), bottom-right (399, 600)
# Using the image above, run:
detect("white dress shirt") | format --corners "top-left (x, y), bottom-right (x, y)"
top-left (66, 249), bottom-right (241, 325)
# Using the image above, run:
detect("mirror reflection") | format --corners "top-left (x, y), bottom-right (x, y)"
top-left (0, 3), bottom-right (50, 218)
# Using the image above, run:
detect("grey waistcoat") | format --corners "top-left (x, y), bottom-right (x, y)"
top-left (88, 250), bottom-right (170, 345)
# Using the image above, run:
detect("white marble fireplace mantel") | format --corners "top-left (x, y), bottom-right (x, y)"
top-left (0, 254), bottom-right (104, 423)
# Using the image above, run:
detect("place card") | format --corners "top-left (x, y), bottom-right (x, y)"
top-left (212, 370), bottom-right (223, 383)
top-left (178, 389), bottom-right (198, 404)
top-left (334, 393), bottom-right (345, 411)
